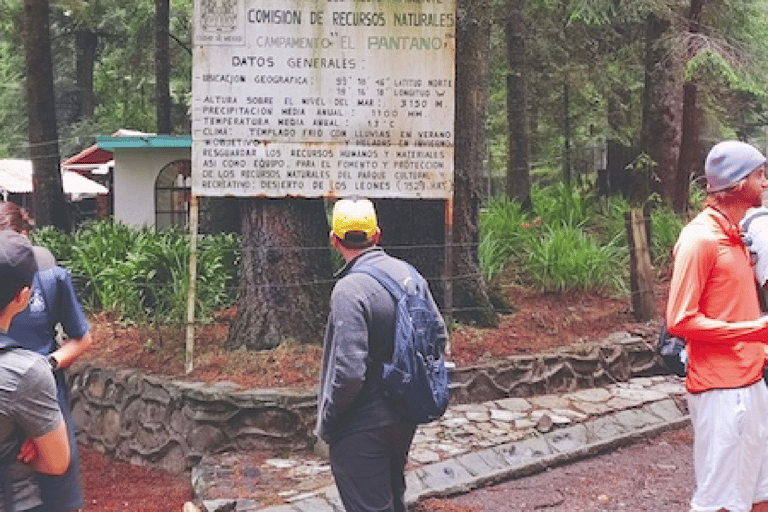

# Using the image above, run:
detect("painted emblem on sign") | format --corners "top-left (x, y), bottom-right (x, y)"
top-left (200, 0), bottom-right (238, 32)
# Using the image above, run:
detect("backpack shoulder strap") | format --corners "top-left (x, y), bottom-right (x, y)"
top-left (351, 264), bottom-right (407, 301)
top-left (0, 334), bottom-right (20, 351)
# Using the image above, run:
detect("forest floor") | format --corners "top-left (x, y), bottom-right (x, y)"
top-left (77, 278), bottom-right (669, 511)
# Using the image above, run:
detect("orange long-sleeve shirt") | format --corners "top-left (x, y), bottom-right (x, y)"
top-left (666, 207), bottom-right (768, 393)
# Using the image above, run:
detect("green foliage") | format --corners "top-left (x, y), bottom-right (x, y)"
top-left (479, 184), bottom-right (683, 295)
top-left (478, 198), bottom-right (537, 280)
top-left (530, 182), bottom-right (590, 227)
top-left (31, 219), bottom-right (240, 324)
top-left (526, 222), bottom-right (627, 293)
top-left (0, 27), bottom-right (27, 157)
top-left (650, 207), bottom-right (685, 269)
top-left (28, 225), bottom-right (74, 261)
top-left (686, 49), bottom-right (767, 100)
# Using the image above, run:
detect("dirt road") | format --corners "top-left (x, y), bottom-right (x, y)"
top-left (414, 425), bottom-right (695, 512)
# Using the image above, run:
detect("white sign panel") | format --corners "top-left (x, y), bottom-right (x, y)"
top-left (192, 0), bottom-right (455, 199)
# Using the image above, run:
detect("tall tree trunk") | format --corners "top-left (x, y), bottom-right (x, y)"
top-left (563, 81), bottom-right (572, 186)
top-left (75, 29), bottom-right (97, 120)
top-left (453, 0), bottom-right (496, 326)
top-left (504, 0), bottom-right (532, 211)
top-left (155, 0), bottom-right (171, 134)
top-left (638, 13), bottom-right (683, 207)
top-left (377, 198), bottom-right (445, 292)
top-left (676, 82), bottom-right (703, 214)
top-left (606, 87), bottom-right (635, 197)
top-left (378, 0), bottom-right (498, 328)
top-left (675, 0), bottom-right (706, 215)
top-left (227, 198), bottom-right (333, 350)
top-left (23, 0), bottom-right (69, 231)
top-left (528, 90), bottom-right (539, 160)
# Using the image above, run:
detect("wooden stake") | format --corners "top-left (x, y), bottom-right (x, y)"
top-left (626, 208), bottom-right (656, 321)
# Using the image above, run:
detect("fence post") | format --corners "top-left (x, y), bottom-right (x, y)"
top-left (625, 207), bottom-right (656, 321)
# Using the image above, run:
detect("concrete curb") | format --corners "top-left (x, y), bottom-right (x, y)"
top-left (407, 415), bottom-right (691, 504)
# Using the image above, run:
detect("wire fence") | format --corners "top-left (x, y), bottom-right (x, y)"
top-left (59, 236), bottom-right (664, 328)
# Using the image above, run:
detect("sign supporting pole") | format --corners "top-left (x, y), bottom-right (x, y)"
top-left (444, 196), bottom-right (454, 357)
top-left (185, 194), bottom-right (199, 373)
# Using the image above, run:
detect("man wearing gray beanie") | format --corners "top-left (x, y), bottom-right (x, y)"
top-left (667, 140), bottom-right (768, 512)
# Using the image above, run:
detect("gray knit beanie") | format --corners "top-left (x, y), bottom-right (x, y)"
top-left (705, 140), bottom-right (766, 192)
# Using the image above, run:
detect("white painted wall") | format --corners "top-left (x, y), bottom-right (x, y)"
top-left (112, 147), bottom-right (190, 227)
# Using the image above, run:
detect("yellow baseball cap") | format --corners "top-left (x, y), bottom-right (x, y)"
top-left (332, 198), bottom-right (378, 241)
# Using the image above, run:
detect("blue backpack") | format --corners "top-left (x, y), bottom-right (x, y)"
top-left (352, 264), bottom-right (449, 424)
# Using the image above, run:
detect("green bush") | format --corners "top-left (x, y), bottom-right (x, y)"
top-left (479, 183), bottom-right (683, 294)
top-left (526, 223), bottom-right (627, 293)
top-left (29, 225), bottom-right (73, 262)
top-left (530, 182), bottom-right (590, 227)
top-left (650, 207), bottom-right (686, 269)
top-left (32, 219), bottom-right (240, 324)
top-left (478, 197), bottom-right (540, 280)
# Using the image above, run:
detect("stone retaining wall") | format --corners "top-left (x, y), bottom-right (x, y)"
top-left (68, 368), bottom-right (318, 474)
top-left (68, 331), bottom-right (664, 473)
top-left (449, 332), bottom-right (663, 403)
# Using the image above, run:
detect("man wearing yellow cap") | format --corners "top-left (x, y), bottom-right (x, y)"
top-left (316, 197), bottom-right (447, 512)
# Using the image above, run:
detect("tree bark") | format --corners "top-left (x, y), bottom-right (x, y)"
top-left (451, 0), bottom-right (497, 326)
top-left (226, 198), bottom-right (333, 350)
top-left (504, 0), bottom-right (532, 211)
top-left (674, 0), bottom-right (706, 215)
top-left (75, 29), bottom-right (97, 120)
top-left (605, 78), bottom-right (636, 197)
top-left (676, 82), bottom-right (703, 213)
top-left (376, 0), bottom-right (498, 328)
top-left (155, 0), bottom-right (171, 134)
top-left (23, 0), bottom-right (69, 231)
top-left (376, 198), bottom-right (445, 292)
top-left (638, 13), bottom-right (683, 207)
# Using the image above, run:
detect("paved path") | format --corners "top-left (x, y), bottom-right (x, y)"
top-left (193, 375), bottom-right (688, 512)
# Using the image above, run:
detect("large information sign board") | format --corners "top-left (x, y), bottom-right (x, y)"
top-left (192, 0), bottom-right (455, 199)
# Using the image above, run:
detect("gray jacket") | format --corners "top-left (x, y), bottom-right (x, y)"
top-left (316, 247), bottom-right (446, 444)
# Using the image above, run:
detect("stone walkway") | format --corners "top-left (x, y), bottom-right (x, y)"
top-left (190, 375), bottom-right (688, 512)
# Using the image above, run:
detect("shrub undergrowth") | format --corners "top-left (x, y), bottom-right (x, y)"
top-left (479, 183), bottom-right (687, 294)
top-left (30, 219), bottom-right (240, 324)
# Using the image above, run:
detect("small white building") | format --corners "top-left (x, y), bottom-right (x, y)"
top-left (96, 133), bottom-right (192, 229)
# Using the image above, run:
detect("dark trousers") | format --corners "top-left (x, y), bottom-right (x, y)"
top-left (329, 423), bottom-right (416, 512)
